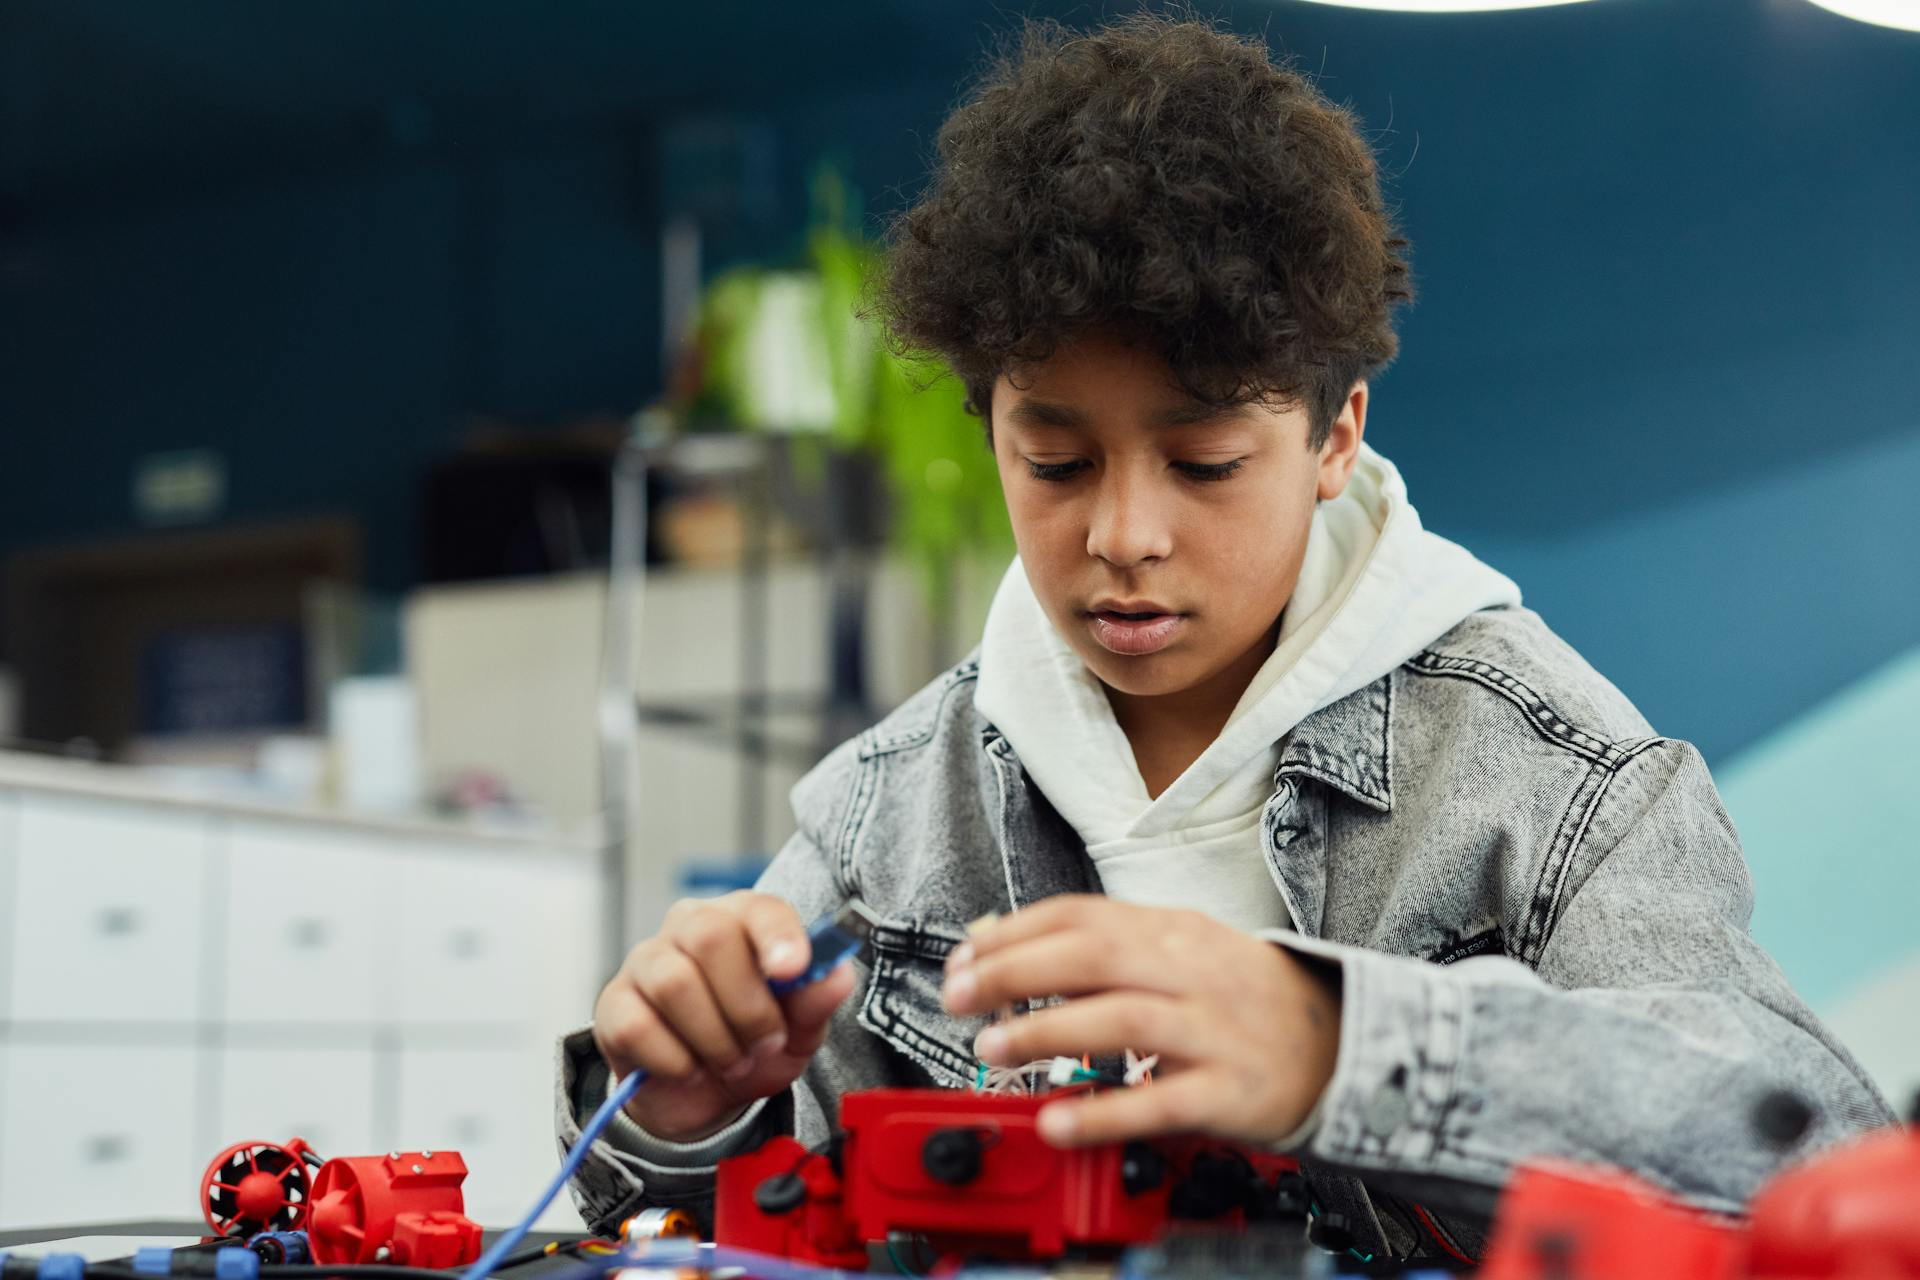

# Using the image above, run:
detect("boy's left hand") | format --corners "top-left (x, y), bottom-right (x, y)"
top-left (941, 894), bottom-right (1341, 1148)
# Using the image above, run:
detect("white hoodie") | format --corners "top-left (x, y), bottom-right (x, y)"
top-left (973, 442), bottom-right (1522, 935)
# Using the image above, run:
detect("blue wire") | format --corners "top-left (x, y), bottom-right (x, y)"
top-left (462, 904), bottom-right (871, 1280)
top-left (460, 1068), bottom-right (646, 1280)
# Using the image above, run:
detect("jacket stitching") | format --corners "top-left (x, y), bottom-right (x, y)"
top-left (858, 660), bottom-right (982, 758)
top-left (986, 736), bottom-right (1026, 913)
top-left (1272, 677), bottom-right (1393, 810)
top-left (1381, 672), bottom-right (1395, 803)
top-left (1407, 652), bottom-right (1622, 765)
top-left (1522, 760), bottom-right (1610, 964)
top-left (835, 751), bottom-right (880, 888)
top-left (1538, 737), bottom-right (1666, 945)
top-left (1275, 760), bottom-right (1388, 812)
top-left (1518, 735), bottom-right (1667, 964)
top-left (857, 951), bottom-right (975, 1085)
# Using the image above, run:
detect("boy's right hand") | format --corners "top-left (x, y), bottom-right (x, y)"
top-left (592, 891), bottom-right (857, 1142)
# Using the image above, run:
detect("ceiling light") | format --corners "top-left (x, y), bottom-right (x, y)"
top-left (1802, 0), bottom-right (1920, 31)
top-left (1287, 0), bottom-right (1602, 9)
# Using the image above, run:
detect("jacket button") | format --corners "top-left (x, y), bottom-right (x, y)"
top-left (1364, 1079), bottom-right (1412, 1137)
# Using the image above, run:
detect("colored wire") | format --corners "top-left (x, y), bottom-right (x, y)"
top-left (1413, 1202), bottom-right (1479, 1267)
top-left (882, 1240), bottom-right (920, 1277)
top-left (458, 1069), bottom-right (646, 1280)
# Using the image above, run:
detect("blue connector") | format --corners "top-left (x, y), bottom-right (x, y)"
top-left (243, 1233), bottom-right (308, 1266)
top-left (211, 1251), bottom-right (258, 1280)
top-left (37, 1256), bottom-right (85, 1280)
top-left (131, 1248), bottom-right (175, 1276)
top-left (768, 900), bottom-right (877, 995)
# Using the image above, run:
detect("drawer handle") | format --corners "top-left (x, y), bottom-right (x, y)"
top-left (97, 907), bottom-right (142, 937)
top-left (449, 929), bottom-right (486, 960)
top-left (289, 917), bottom-right (331, 949)
top-left (84, 1134), bottom-right (132, 1164)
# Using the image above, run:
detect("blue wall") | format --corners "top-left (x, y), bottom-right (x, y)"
top-left (1, 0), bottom-right (1916, 760)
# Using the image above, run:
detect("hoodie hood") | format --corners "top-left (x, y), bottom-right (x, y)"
top-left (974, 441), bottom-right (1522, 855)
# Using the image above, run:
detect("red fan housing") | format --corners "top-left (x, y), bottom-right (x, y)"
top-left (201, 1137), bottom-right (318, 1237)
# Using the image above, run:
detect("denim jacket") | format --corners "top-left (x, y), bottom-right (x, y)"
top-left (556, 603), bottom-right (1895, 1262)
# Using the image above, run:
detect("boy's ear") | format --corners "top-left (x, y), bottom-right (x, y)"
top-left (1315, 381), bottom-right (1368, 502)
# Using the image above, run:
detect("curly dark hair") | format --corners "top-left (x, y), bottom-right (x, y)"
top-left (878, 12), bottom-right (1414, 449)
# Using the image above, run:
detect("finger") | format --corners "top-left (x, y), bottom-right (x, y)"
top-left (592, 981), bottom-right (700, 1083)
top-left (955, 894), bottom-right (1117, 964)
top-left (777, 961), bottom-right (856, 1059)
top-left (672, 908), bottom-right (787, 1055)
top-left (1036, 1071), bottom-right (1222, 1147)
top-left (972, 991), bottom-right (1197, 1067)
top-left (944, 929), bottom-right (1179, 1015)
top-left (724, 892), bottom-right (812, 981)
top-left (634, 945), bottom-right (750, 1078)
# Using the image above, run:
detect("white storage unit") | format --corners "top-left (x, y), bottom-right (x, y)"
top-left (0, 757), bottom-right (602, 1232)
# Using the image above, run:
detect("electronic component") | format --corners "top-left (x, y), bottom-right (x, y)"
top-left (306, 1151), bottom-right (483, 1268)
top-left (200, 1138), bottom-right (320, 1237)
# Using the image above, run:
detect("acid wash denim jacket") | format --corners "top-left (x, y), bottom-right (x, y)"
top-left (556, 603), bottom-right (1896, 1263)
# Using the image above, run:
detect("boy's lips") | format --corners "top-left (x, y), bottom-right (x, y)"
top-left (1085, 606), bottom-right (1187, 656)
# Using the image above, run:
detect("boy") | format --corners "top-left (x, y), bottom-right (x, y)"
top-left (556, 13), bottom-right (1894, 1264)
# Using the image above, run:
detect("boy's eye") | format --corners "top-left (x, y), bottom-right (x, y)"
top-left (1024, 458), bottom-right (1248, 483)
top-left (1025, 459), bottom-right (1088, 483)
top-left (1175, 458), bottom-right (1246, 482)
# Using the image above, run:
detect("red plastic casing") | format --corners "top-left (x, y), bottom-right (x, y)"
top-left (839, 1088), bottom-right (1173, 1257)
top-left (306, 1150), bottom-right (483, 1268)
top-left (713, 1136), bottom-right (869, 1269)
top-left (200, 1137), bottom-right (317, 1236)
top-left (1747, 1122), bottom-right (1920, 1279)
top-left (1477, 1161), bottom-right (1745, 1280)
top-left (715, 1086), bottom-right (1299, 1266)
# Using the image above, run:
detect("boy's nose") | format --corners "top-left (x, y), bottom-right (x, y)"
top-left (1085, 470), bottom-right (1174, 567)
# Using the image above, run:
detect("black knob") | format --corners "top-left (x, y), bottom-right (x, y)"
top-left (1120, 1142), bottom-right (1167, 1195)
top-left (921, 1128), bottom-right (985, 1186)
top-left (1169, 1150), bottom-right (1257, 1220)
top-left (1270, 1170), bottom-right (1312, 1221)
top-left (1307, 1209), bottom-right (1354, 1254)
top-left (754, 1171), bottom-right (807, 1215)
top-left (1753, 1089), bottom-right (1815, 1149)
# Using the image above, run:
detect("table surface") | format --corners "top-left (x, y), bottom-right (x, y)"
top-left (0, 1221), bottom-right (582, 1253)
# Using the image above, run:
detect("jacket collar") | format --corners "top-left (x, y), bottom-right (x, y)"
top-left (1272, 674), bottom-right (1395, 813)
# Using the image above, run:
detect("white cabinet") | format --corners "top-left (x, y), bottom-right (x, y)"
top-left (222, 824), bottom-right (395, 1026)
top-left (393, 850), bottom-right (541, 1028)
top-left (7, 795), bottom-right (209, 1025)
top-left (0, 763), bottom-right (601, 1232)
top-left (0, 1045), bottom-right (200, 1229)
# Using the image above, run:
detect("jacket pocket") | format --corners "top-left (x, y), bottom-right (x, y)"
top-left (855, 917), bottom-right (986, 1088)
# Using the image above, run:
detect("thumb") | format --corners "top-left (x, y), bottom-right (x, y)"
top-left (776, 961), bottom-right (857, 1059)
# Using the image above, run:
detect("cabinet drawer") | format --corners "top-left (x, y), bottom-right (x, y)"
top-left (0, 1044), bottom-right (201, 1228)
top-left (8, 795), bottom-right (209, 1024)
top-left (215, 1045), bottom-right (378, 1161)
top-left (223, 824), bottom-right (394, 1025)
top-left (394, 1044), bottom-right (552, 1227)
top-left (393, 849), bottom-right (539, 1029)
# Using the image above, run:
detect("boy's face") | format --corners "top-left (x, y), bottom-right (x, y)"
top-left (990, 331), bottom-right (1366, 705)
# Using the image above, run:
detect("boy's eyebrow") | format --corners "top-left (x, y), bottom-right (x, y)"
top-left (1004, 399), bottom-right (1245, 430)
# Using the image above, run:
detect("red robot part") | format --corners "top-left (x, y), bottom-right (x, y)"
top-left (1476, 1161), bottom-right (1745, 1280)
top-left (1747, 1121), bottom-right (1920, 1279)
top-left (201, 1137), bottom-right (318, 1237)
top-left (714, 1087), bottom-right (1305, 1267)
top-left (839, 1089), bottom-right (1174, 1258)
top-left (714, 1137), bottom-right (868, 1269)
top-left (306, 1150), bottom-right (483, 1269)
